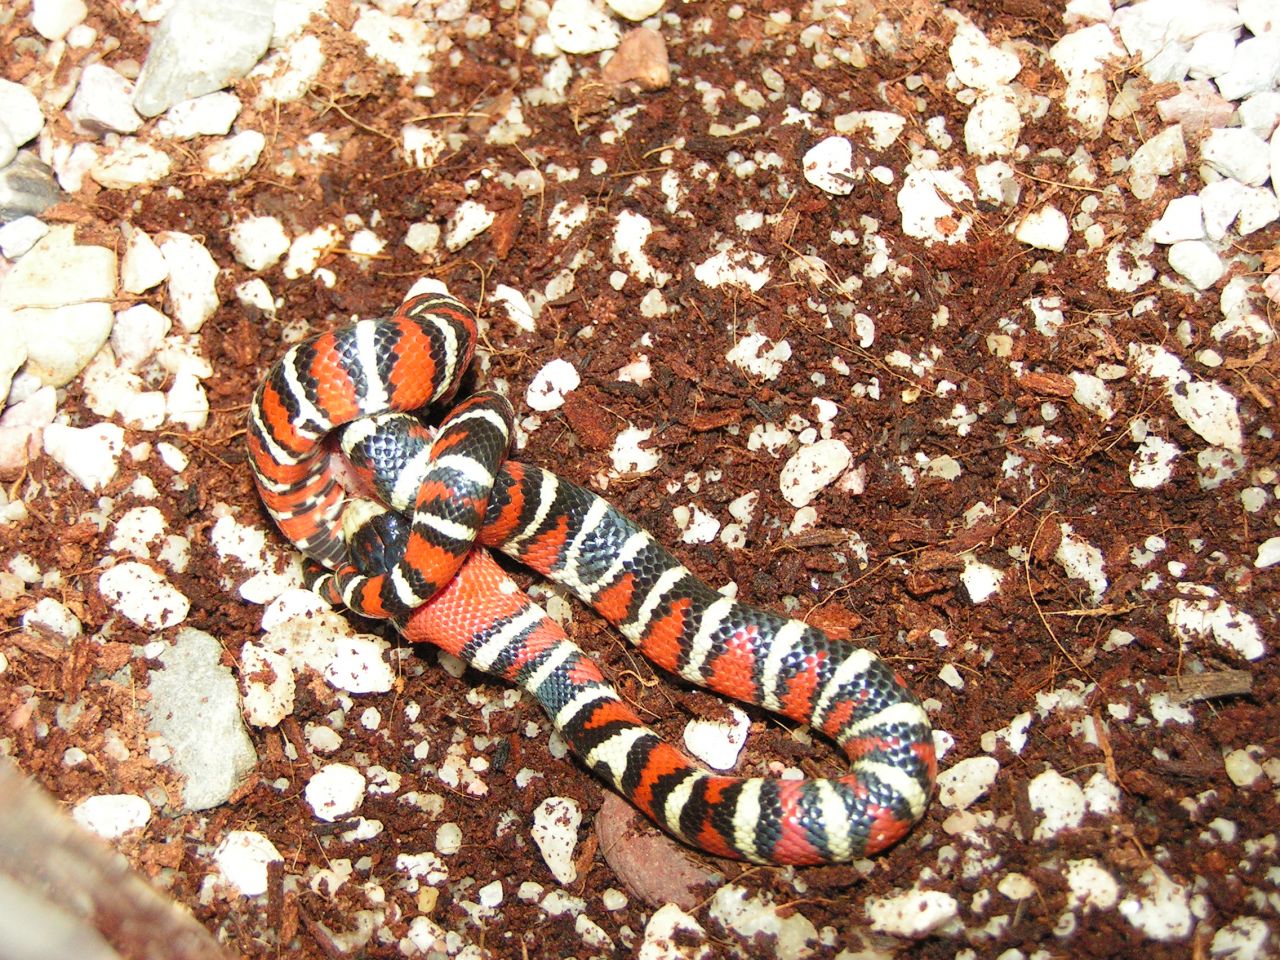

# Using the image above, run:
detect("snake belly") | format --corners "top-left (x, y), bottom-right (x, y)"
top-left (247, 292), bottom-right (937, 865)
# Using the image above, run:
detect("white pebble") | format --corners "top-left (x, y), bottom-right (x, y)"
top-left (1201, 128), bottom-right (1272, 187)
top-left (1223, 748), bottom-right (1263, 788)
top-left (1028, 768), bottom-right (1086, 840)
top-left (532, 796), bottom-right (582, 885)
top-left (610, 426), bottom-right (659, 474)
top-left (444, 200), bottom-right (495, 251)
top-left (1015, 205), bottom-right (1069, 251)
top-left (683, 706), bottom-right (750, 771)
top-left (726, 332), bottom-right (791, 380)
top-left (960, 555), bottom-right (1003, 603)
top-left (492, 284), bottom-right (536, 332)
top-left (547, 0), bottom-right (620, 55)
top-left (71, 794), bottom-right (151, 839)
top-left (1055, 524), bottom-right (1107, 604)
top-left (1117, 866), bottom-right (1192, 942)
top-left (778, 438), bottom-right (851, 508)
top-left (68, 63), bottom-right (142, 135)
top-left (1255, 537), bottom-right (1280, 569)
top-left (201, 130), bottom-right (265, 181)
top-left (324, 635), bottom-right (395, 694)
top-left (866, 889), bottom-right (959, 937)
top-left (1149, 195), bottom-right (1204, 243)
top-left (90, 139), bottom-right (172, 189)
top-left (43, 422), bottom-right (125, 491)
top-left (212, 830), bottom-right (283, 897)
top-left (228, 216), bottom-right (290, 271)
top-left (31, 0), bottom-right (87, 40)
top-left (120, 226), bottom-right (169, 295)
top-left (240, 643), bottom-right (295, 727)
top-left (937, 756), bottom-right (999, 810)
top-left (98, 561), bottom-right (190, 630)
top-left (802, 136), bottom-right (857, 196)
top-left (1129, 435), bottom-right (1180, 489)
top-left (525, 358), bottom-right (580, 412)
top-left (156, 92), bottom-right (242, 139)
top-left (965, 91), bottom-right (1021, 158)
top-left (158, 232), bottom-right (220, 332)
top-left (1168, 587), bottom-right (1264, 661)
top-left (305, 764), bottom-right (366, 822)
top-left (605, 0), bottom-right (663, 20)
top-left (435, 821), bottom-right (463, 855)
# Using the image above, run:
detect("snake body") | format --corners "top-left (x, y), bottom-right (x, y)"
top-left (248, 292), bottom-right (935, 864)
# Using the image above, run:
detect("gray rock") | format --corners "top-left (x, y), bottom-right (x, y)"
top-left (0, 152), bottom-right (64, 224)
top-left (146, 627), bottom-right (257, 811)
top-left (132, 0), bottom-right (274, 118)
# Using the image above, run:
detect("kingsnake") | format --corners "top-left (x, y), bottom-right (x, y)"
top-left (247, 291), bottom-right (936, 865)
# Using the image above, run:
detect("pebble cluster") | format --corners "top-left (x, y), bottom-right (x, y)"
top-left (1, 0), bottom-right (1278, 958)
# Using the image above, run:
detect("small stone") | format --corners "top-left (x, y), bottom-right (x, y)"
top-left (0, 80), bottom-right (47, 146)
top-left (1201, 128), bottom-right (1272, 187)
top-left (1214, 33), bottom-right (1280, 102)
top-left (1167, 240), bottom-right (1224, 290)
top-left (802, 136), bottom-right (858, 195)
top-left (323, 635), bottom-right (395, 694)
top-left (201, 130), bottom-right (265, 180)
top-left (898, 167), bottom-right (973, 243)
top-left (833, 110), bottom-right (906, 150)
top-left (779, 438), bottom-right (851, 508)
top-left (444, 200), bottom-right (494, 252)
top-left (1129, 435), bottom-right (1180, 489)
top-left (1223, 748), bottom-right (1263, 787)
top-left (532, 796), bottom-right (582, 885)
top-left (68, 63), bottom-right (143, 135)
top-left (1149, 195), bottom-right (1204, 243)
top-left (0, 216), bottom-right (48, 259)
top-left (937, 757), bottom-right (1000, 810)
top-left (1235, 186), bottom-right (1280, 236)
top-left (547, 0), bottom-right (620, 55)
top-left (1199, 179), bottom-right (1248, 241)
top-left (305, 763), bottom-right (366, 821)
top-left (682, 706), bottom-right (750, 771)
top-left (31, 0), bottom-right (88, 39)
top-left (116, 227), bottom-right (167, 297)
top-left (949, 18), bottom-right (1021, 90)
top-left (0, 152), bottom-right (63, 221)
top-left (42, 422), bottom-right (124, 490)
top-left (90, 139), bottom-right (172, 188)
top-left (212, 831), bottom-right (283, 897)
top-left (98, 560), bottom-right (190, 630)
top-left (965, 90), bottom-right (1021, 158)
top-left (228, 216), bottom-right (290, 271)
top-left (71, 794), bottom-right (151, 839)
top-left (158, 232), bottom-right (220, 332)
top-left (167, 371), bottom-right (209, 430)
top-left (605, 0), bottom-right (663, 20)
top-left (1155, 81), bottom-right (1234, 134)
top-left (154, 91), bottom-right (242, 139)
top-left (132, 0), bottom-right (275, 117)
top-left (1128, 125), bottom-right (1186, 200)
top-left (1028, 768), bottom-right (1086, 839)
top-left (525, 358), bottom-right (580, 412)
top-left (601, 28), bottom-right (669, 90)
top-left (866, 889), bottom-right (959, 938)
top-left (1118, 866), bottom-right (1192, 942)
top-left (1256, 537), bottom-right (1280, 569)
top-left (1015, 205), bottom-right (1069, 250)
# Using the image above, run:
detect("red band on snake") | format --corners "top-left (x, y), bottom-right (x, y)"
top-left (248, 292), bottom-right (936, 865)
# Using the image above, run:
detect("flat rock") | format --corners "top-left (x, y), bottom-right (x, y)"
top-left (145, 626), bottom-right (257, 811)
top-left (133, 0), bottom-right (274, 117)
top-left (596, 793), bottom-right (722, 909)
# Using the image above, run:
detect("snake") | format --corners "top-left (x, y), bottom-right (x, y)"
top-left (247, 291), bottom-right (936, 865)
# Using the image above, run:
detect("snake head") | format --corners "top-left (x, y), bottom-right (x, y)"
top-left (342, 500), bottom-right (410, 576)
